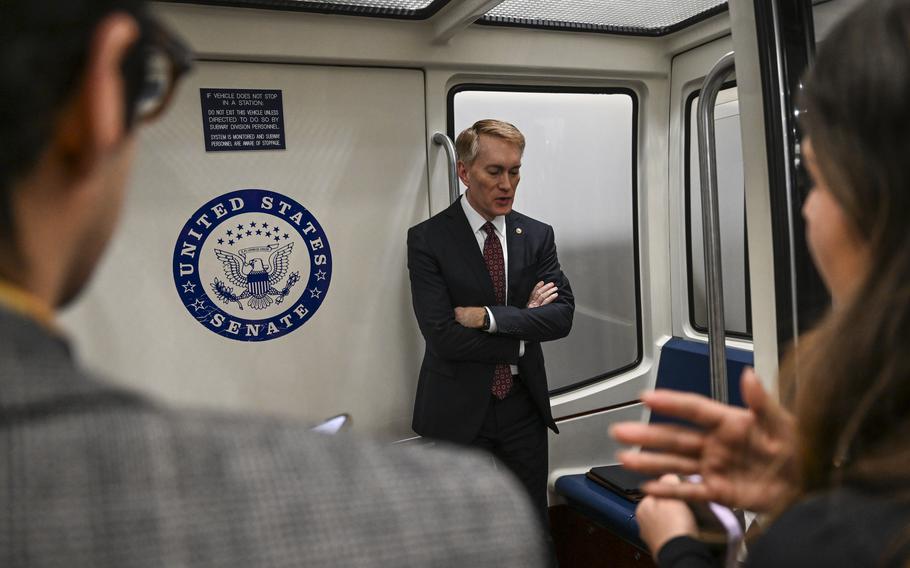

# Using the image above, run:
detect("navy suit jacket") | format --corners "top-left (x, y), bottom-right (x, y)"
top-left (407, 198), bottom-right (574, 443)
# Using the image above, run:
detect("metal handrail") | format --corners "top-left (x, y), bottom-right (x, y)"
top-left (696, 51), bottom-right (736, 404)
top-left (432, 132), bottom-right (460, 204)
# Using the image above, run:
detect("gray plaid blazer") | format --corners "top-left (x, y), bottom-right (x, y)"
top-left (0, 308), bottom-right (546, 567)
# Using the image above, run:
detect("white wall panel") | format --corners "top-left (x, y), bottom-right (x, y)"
top-left (729, 0), bottom-right (779, 386)
top-left (547, 404), bottom-right (648, 489)
top-left (60, 62), bottom-right (429, 440)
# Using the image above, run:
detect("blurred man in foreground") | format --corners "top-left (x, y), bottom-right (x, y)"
top-left (0, 2), bottom-right (546, 565)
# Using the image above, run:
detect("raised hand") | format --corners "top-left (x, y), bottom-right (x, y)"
top-left (526, 281), bottom-right (557, 308)
top-left (610, 369), bottom-right (797, 513)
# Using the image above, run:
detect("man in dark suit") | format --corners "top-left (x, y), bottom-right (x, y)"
top-left (408, 119), bottom-right (575, 526)
top-left (0, 4), bottom-right (548, 565)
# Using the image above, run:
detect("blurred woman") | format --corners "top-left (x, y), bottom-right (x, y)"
top-left (611, 0), bottom-right (910, 565)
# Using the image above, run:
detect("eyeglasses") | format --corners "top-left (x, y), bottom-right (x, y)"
top-left (126, 17), bottom-right (194, 124)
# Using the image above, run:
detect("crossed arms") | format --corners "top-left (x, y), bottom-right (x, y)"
top-left (406, 223), bottom-right (573, 364)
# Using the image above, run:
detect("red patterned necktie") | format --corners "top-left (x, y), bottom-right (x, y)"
top-left (482, 222), bottom-right (513, 399)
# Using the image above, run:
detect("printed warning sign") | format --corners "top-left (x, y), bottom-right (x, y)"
top-left (200, 88), bottom-right (286, 152)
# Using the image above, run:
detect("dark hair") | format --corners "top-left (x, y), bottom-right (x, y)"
top-left (783, 0), bottom-right (910, 499)
top-left (0, 0), bottom-right (145, 234)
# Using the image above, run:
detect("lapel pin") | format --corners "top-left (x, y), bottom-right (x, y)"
top-left (515, 228), bottom-right (523, 235)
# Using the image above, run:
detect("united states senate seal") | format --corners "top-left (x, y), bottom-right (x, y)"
top-left (172, 189), bottom-right (332, 341)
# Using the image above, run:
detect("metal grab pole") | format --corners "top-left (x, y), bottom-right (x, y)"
top-left (697, 51), bottom-right (736, 404)
top-left (432, 132), bottom-right (460, 204)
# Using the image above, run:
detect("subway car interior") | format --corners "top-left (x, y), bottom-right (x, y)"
top-left (57, 0), bottom-right (863, 565)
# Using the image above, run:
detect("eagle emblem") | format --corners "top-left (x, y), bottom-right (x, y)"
top-left (210, 242), bottom-right (300, 310)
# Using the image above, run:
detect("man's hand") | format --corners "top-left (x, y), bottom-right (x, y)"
top-left (454, 307), bottom-right (487, 329)
top-left (609, 369), bottom-right (797, 513)
top-left (527, 281), bottom-right (558, 308)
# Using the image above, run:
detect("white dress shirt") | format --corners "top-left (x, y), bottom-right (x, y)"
top-left (461, 193), bottom-right (524, 370)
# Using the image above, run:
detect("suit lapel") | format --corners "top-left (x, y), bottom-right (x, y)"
top-left (506, 212), bottom-right (525, 305)
top-left (444, 199), bottom-right (496, 303)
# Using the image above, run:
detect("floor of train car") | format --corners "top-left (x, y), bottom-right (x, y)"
top-left (551, 506), bottom-right (657, 568)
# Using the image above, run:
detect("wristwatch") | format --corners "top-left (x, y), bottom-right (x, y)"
top-left (481, 309), bottom-right (491, 331)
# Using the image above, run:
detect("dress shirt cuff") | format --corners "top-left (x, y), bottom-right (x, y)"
top-left (484, 307), bottom-right (497, 333)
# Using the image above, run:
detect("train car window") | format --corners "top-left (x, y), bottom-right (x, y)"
top-left (450, 86), bottom-right (641, 394)
top-left (162, 0), bottom-right (451, 19)
top-left (685, 85), bottom-right (752, 339)
top-left (479, 0), bottom-right (728, 36)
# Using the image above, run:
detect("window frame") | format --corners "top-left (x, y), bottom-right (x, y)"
top-left (683, 82), bottom-right (754, 340)
top-left (162, 0), bottom-right (452, 20)
top-left (447, 83), bottom-right (643, 395)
